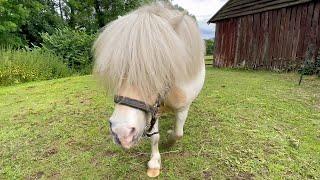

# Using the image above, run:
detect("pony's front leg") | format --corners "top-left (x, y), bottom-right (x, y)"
top-left (167, 105), bottom-right (190, 145)
top-left (147, 121), bottom-right (161, 177)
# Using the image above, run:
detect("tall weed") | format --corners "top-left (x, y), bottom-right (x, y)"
top-left (0, 48), bottom-right (71, 86)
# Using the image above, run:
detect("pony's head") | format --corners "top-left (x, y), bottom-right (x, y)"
top-left (108, 85), bottom-right (157, 149)
top-left (93, 2), bottom-right (204, 149)
top-left (109, 104), bottom-right (147, 149)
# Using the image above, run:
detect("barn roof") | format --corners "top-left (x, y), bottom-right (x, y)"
top-left (208, 0), bottom-right (313, 23)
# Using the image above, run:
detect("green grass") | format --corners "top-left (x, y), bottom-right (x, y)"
top-left (0, 68), bottom-right (319, 179)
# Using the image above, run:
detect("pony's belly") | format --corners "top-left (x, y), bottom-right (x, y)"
top-left (164, 63), bottom-right (205, 111)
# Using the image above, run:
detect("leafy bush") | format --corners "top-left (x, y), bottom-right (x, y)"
top-left (41, 28), bottom-right (95, 74)
top-left (205, 39), bottom-right (215, 55)
top-left (316, 53), bottom-right (320, 77)
top-left (0, 48), bottom-right (71, 86)
top-left (298, 51), bottom-right (320, 77)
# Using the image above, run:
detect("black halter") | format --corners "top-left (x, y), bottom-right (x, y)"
top-left (114, 95), bottom-right (161, 137)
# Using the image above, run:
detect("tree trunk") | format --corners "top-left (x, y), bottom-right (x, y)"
top-left (69, 3), bottom-right (76, 28)
top-left (94, 0), bottom-right (104, 28)
top-left (59, 0), bottom-right (64, 20)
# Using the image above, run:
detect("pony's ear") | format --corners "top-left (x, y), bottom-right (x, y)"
top-left (169, 12), bottom-right (186, 29)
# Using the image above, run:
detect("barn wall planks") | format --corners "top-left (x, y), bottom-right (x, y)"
top-left (213, 1), bottom-right (320, 70)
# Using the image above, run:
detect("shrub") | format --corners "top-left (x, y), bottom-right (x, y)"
top-left (0, 48), bottom-right (71, 86)
top-left (298, 60), bottom-right (317, 75)
top-left (316, 53), bottom-right (320, 77)
top-left (205, 39), bottom-right (215, 55)
top-left (298, 51), bottom-right (320, 76)
top-left (41, 28), bottom-right (95, 74)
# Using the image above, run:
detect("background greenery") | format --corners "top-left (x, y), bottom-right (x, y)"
top-left (205, 39), bottom-right (215, 55)
top-left (41, 28), bottom-right (95, 74)
top-left (0, 0), bottom-right (150, 47)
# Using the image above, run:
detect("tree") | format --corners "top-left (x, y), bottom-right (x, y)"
top-left (0, 0), bottom-right (152, 47)
top-left (21, 0), bottom-right (65, 46)
top-left (205, 39), bottom-right (215, 55)
top-left (0, 0), bottom-right (29, 47)
top-left (61, 0), bottom-right (152, 32)
top-left (0, 0), bottom-right (64, 47)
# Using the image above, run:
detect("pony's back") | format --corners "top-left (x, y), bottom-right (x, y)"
top-left (93, 2), bottom-right (204, 98)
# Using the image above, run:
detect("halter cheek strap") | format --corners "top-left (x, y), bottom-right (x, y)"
top-left (114, 95), bottom-right (161, 137)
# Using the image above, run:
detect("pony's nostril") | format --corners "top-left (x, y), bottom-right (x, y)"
top-left (114, 135), bottom-right (121, 145)
top-left (130, 127), bottom-right (136, 135)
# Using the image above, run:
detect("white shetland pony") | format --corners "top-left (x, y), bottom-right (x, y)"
top-left (93, 2), bottom-right (205, 177)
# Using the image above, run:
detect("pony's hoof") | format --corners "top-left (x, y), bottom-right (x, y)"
top-left (165, 137), bottom-right (177, 148)
top-left (147, 168), bottom-right (160, 177)
top-left (164, 130), bottom-right (182, 148)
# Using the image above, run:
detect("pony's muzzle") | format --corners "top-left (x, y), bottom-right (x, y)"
top-left (110, 124), bottom-right (137, 149)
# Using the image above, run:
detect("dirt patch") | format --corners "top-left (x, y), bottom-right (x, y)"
top-left (91, 158), bottom-right (100, 167)
top-left (64, 98), bottom-right (71, 105)
top-left (79, 97), bottom-right (92, 105)
top-left (26, 86), bottom-right (36, 90)
top-left (262, 141), bottom-right (278, 155)
top-left (26, 171), bottom-right (44, 180)
top-left (231, 172), bottom-right (255, 180)
top-left (49, 172), bottom-right (61, 179)
top-left (43, 148), bottom-right (58, 157)
top-left (203, 170), bottom-right (213, 179)
top-left (66, 139), bottom-right (77, 146)
top-left (102, 150), bottom-right (117, 157)
top-left (66, 139), bottom-right (94, 151)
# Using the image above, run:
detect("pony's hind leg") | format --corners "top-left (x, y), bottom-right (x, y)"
top-left (167, 105), bottom-right (190, 145)
top-left (147, 121), bottom-right (161, 177)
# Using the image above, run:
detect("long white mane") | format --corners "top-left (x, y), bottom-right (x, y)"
top-left (93, 2), bottom-right (204, 99)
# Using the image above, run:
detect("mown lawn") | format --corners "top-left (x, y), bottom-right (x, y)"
top-left (0, 68), bottom-right (319, 179)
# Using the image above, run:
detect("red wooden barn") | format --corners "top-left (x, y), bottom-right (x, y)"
top-left (208, 0), bottom-right (320, 70)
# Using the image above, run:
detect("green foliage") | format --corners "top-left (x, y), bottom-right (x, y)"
top-left (0, 0), bottom-right (159, 48)
top-left (61, 0), bottom-right (152, 32)
top-left (21, 0), bottom-right (65, 46)
top-left (298, 51), bottom-right (320, 76)
top-left (205, 39), bottom-right (215, 55)
top-left (316, 53), bottom-right (320, 77)
top-left (0, 1), bottom-right (29, 47)
top-left (0, 48), bottom-right (71, 86)
top-left (298, 60), bottom-right (317, 75)
top-left (93, 0), bottom-right (152, 28)
top-left (41, 28), bottom-right (95, 74)
top-left (0, 0), bottom-right (64, 47)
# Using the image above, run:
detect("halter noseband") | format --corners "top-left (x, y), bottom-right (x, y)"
top-left (114, 95), bottom-right (161, 137)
